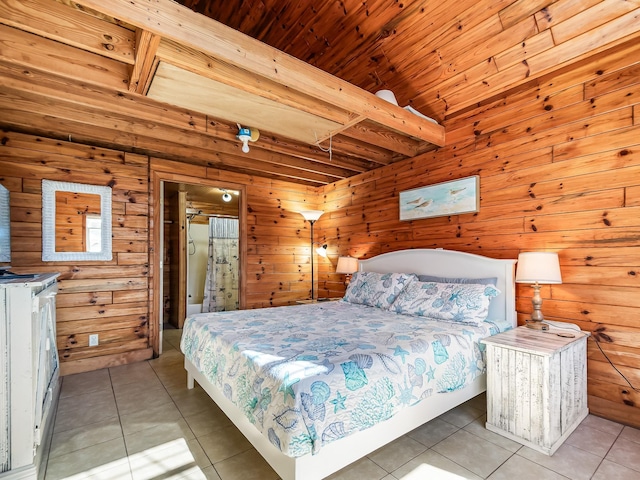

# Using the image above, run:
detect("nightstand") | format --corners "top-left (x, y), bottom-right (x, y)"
top-left (481, 326), bottom-right (589, 455)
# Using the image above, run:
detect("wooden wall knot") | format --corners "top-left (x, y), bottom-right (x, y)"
top-left (593, 327), bottom-right (613, 343)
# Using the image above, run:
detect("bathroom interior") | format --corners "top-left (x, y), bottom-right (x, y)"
top-left (162, 182), bottom-right (240, 330)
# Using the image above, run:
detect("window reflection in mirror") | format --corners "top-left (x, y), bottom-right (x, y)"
top-left (42, 180), bottom-right (112, 262)
top-left (54, 191), bottom-right (102, 253)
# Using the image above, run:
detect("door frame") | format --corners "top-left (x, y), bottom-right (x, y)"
top-left (150, 166), bottom-right (247, 356)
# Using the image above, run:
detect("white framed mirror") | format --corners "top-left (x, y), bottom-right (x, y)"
top-left (0, 184), bottom-right (10, 263)
top-left (42, 180), bottom-right (112, 261)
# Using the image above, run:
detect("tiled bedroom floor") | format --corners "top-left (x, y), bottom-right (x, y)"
top-left (45, 329), bottom-right (640, 480)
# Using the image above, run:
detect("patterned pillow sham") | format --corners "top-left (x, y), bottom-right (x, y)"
top-left (343, 271), bottom-right (416, 309)
top-left (417, 274), bottom-right (498, 285)
top-left (390, 280), bottom-right (500, 324)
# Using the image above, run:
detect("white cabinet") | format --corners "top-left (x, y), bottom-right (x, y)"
top-left (482, 326), bottom-right (589, 455)
top-left (0, 273), bottom-right (59, 479)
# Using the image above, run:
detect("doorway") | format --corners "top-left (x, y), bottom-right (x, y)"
top-left (163, 182), bottom-right (241, 330)
top-left (150, 170), bottom-right (246, 357)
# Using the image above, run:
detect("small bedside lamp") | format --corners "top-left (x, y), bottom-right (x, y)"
top-left (515, 252), bottom-right (562, 330)
top-left (315, 244), bottom-right (328, 257)
top-left (336, 256), bottom-right (359, 286)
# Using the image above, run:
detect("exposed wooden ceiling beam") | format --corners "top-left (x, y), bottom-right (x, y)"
top-left (0, 23), bottom-right (130, 89)
top-left (340, 121), bottom-right (424, 158)
top-left (156, 39), bottom-right (354, 127)
top-left (0, 25), bottom-right (383, 176)
top-left (155, 40), bottom-right (405, 161)
top-left (0, 0), bottom-right (135, 64)
top-left (130, 29), bottom-right (160, 94)
top-left (0, 63), bottom-right (368, 185)
top-left (0, 86), bottom-right (350, 181)
top-left (0, 105), bottom-right (333, 186)
top-left (202, 118), bottom-right (376, 173)
top-left (148, 61), bottom-right (346, 147)
top-left (73, 0), bottom-right (445, 146)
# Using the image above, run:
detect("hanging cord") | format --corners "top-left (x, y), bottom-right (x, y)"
top-left (314, 132), bottom-right (333, 162)
top-left (591, 335), bottom-right (639, 392)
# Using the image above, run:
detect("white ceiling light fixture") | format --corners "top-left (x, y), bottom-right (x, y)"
top-left (236, 124), bottom-right (260, 153)
top-left (375, 89), bottom-right (439, 124)
top-left (375, 89), bottom-right (399, 106)
top-left (221, 190), bottom-right (232, 202)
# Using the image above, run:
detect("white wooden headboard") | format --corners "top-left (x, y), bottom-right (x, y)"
top-left (358, 248), bottom-right (517, 327)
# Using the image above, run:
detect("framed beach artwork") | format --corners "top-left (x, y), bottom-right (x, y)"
top-left (399, 175), bottom-right (479, 221)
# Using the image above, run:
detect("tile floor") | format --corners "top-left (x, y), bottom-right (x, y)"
top-left (45, 328), bottom-right (640, 480)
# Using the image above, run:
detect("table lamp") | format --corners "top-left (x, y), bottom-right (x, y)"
top-left (515, 251), bottom-right (562, 330)
top-left (336, 256), bottom-right (359, 286)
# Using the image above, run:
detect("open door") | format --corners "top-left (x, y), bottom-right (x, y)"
top-left (158, 181), bottom-right (243, 336)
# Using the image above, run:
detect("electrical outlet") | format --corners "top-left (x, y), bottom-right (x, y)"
top-left (88, 334), bottom-right (99, 346)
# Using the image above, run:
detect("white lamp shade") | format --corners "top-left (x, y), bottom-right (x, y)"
top-left (315, 245), bottom-right (328, 257)
top-left (299, 210), bottom-right (324, 222)
top-left (516, 252), bottom-right (562, 284)
top-left (336, 256), bottom-right (359, 274)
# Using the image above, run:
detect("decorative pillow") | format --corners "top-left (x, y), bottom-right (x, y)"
top-left (417, 275), bottom-right (498, 285)
top-left (343, 271), bottom-right (416, 309)
top-left (390, 280), bottom-right (500, 324)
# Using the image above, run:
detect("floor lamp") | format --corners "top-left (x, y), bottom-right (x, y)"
top-left (299, 210), bottom-right (324, 300)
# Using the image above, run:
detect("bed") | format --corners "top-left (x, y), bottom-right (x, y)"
top-left (181, 248), bottom-right (516, 479)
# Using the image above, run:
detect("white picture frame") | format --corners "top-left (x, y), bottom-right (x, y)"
top-left (42, 180), bottom-right (112, 261)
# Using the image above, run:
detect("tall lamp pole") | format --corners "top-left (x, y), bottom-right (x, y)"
top-left (299, 210), bottom-right (324, 300)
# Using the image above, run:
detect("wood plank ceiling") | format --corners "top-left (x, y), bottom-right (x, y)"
top-left (179, 0), bottom-right (640, 119)
top-left (1, 0), bottom-right (639, 186)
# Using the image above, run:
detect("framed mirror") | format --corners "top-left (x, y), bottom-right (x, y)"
top-left (42, 180), bottom-right (112, 261)
top-left (0, 184), bottom-right (10, 263)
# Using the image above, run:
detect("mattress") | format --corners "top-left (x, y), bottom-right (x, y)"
top-left (180, 301), bottom-right (508, 457)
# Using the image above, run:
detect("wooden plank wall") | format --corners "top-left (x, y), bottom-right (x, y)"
top-left (317, 39), bottom-right (640, 428)
top-left (0, 133), bottom-right (315, 374)
top-left (150, 159), bottom-right (318, 309)
top-left (245, 177), bottom-right (320, 307)
top-left (0, 131), bottom-right (152, 375)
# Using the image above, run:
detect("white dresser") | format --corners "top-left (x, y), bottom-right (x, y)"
top-left (0, 273), bottom-right (59, 480)
top-left (482, 326), bottom-right (589, 455)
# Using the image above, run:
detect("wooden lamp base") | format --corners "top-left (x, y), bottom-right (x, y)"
top-left (526, 319), bottom-right (549, 330)
top-left (525, 283), bottom-right (549, 330)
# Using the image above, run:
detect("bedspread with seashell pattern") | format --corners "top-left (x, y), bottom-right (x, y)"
top-left (181, 301), bottom-right (508, 457)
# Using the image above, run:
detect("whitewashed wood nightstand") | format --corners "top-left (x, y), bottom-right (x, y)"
top-left (481, 326), bottom-right (589, 455)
